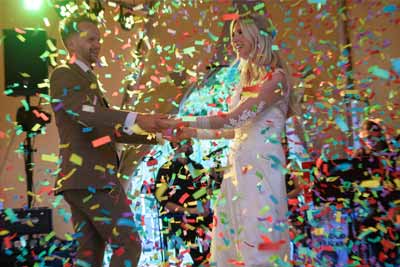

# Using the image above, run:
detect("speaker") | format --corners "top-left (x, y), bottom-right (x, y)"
top-left (3, 28), bottom-right (49, 96)
top-left (0, 207), bottom-right (52, 235)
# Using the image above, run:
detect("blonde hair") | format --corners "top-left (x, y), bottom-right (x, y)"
top-left (230, 14), bottom-right (302, 117)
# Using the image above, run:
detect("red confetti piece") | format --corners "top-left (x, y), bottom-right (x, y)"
top-left (92, 136), bottom-right (112, 148)
top-left (222, 13), bottom-right (240, 21)
top-left (178, 193), bottom-right (190, 204)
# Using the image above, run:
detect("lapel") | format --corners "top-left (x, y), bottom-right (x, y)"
top-left (68, 63), bottom-right (109, 107)
top-left (68, 63), bottom-right (94, 83)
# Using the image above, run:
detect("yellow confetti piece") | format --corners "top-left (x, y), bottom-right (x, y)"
top-left (259, 205), bottom-right (270, 216)
top-left (64, 233), bottom-right (73, 241)
top-left (155, 183), bottom-right (168, 201)
top-left (0, 230), bottom-right (10, 236)
top-left (41, 153), bottom-right (59, 163)
top-left (181, 116), bottom-right (196, 122)
top-left (112, 227), bottom-right (119, 236)
top-left (336, 211), bottom-right (341, 223)
top-left (31, 123), bottom-right (42, 132)
top-left (59, 143), bottom-right (70, 149)
top-left (313, 228), bottom-right (324, 236)
top-left (186, 69), bottom-right (197, 77)
top-left (184, 224), bottom-right (195, 231)
top-left (54, 168), bottom-right (76, 191)
top-left (94, 165), bottom-right (106, 172)
top-left (90, 204), bottom-right (100, 210)
top-left (360, 179), bottom-right (380, 188)
top-left (69, 153), bottom-right (83, 166)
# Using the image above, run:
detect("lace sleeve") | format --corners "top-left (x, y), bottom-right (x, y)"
top-left (188, 71), bottom-right (287, 129)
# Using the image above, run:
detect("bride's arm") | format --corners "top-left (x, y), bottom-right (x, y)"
top-left (177, 128), bottom-right (235, 140)
top-left (186, 71), bottom-right (287, 129)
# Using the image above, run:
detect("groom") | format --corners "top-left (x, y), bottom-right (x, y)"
top-left (50, 13), bottom-right (168, 267)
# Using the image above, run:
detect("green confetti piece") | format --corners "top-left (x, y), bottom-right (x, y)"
top-left (4, 208), bottom-right (18, 223)
top-left (82, 194), bottom-right (93, 203)
top-left (192, 188), bottom-right (207, 199)
top-left (94, 217), bottom-right (112, 222)
top-left (194, 40), bottom-right (205, 46)
top-left (44, 231), bottom-right (56, 242)
top-left (182, 46), bottom-right (196, 55)
top-left (21, 99), bottom-right (30, 111)
top-left (255, 171), bottom-right (264, 179)
top-left (293, 233), bottom-right (306, 243)
top-left (18, 175), bottom-right (25, 182)
top-left (52, 195), bottom-right (63, 208)
top-left (4, 89), bottom-right (13, 95)
top-left (253, 2), bottom-right (265, 11)
top-left (208, 32), bottom-right (219, 42)
top-left (40, 50), bottom-right (50, 60)
top-left (178, 174), bottom-right (187, 180)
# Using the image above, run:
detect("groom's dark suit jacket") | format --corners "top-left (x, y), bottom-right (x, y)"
top-left (50, 63), bottom-right (155, 194)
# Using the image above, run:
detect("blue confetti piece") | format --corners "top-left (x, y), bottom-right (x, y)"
top-left (333, 162), bottom-right (352, 172)
top-left (383, 4), bottom-right (396, 13)
top-left (76, 259), bottom-right (92, 267)
top-left (308, 0), bottom-right (327, 4)
top-left (335, 115), bottom-right (349, 132)
top-left (87, 186), bottom-right (96, 193)
top-left (391, 58), bottom-right (400, 75)
top-left (368, 65), bottom-right (390, 80)
top-left (117, 218), bottom-right (137, 229)
top-left (100, 208), bottom-right (111, 216)
top-left (124, 260), bottom-right (132, 267)
top-left (197, 201), bottom-right (204, 214)
top-left (270, 195), bottom-right (279, 205)
top-left (82, 127), bottom-right (93, 133)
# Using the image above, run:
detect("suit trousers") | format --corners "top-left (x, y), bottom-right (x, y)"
top-left (63, 187), bottom-right (142, 267)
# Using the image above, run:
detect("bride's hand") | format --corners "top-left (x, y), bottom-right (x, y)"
top-left (157, 117), bottom-right (186, 130)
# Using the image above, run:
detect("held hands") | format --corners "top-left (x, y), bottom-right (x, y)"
top-left (162, 127), bottom-right (196, 143)
top-left (135, 114), bottom-right (195, 141)
top-left (135, 113), bottom-right (169, 133)
top-left (156, 117), bottom-right (195, 142)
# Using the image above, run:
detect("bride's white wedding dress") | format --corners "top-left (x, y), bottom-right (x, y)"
top-left (204, 69), bottom-right (291, 266)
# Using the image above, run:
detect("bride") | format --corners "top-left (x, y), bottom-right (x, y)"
top-left (163, 13), bottom-right (301, 267)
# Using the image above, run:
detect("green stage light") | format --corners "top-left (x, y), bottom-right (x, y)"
top-left (23, 0), bottom-right (43, 11)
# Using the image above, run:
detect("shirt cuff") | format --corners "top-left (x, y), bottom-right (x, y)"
top-left (123, 112), bottom-right (138, 135)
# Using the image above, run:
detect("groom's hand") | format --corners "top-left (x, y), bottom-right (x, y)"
top-left (135, 113), bottom-right (168, 133)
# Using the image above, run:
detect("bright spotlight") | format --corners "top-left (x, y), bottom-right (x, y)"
top-left (23, 0), bottom-right (44, 11)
